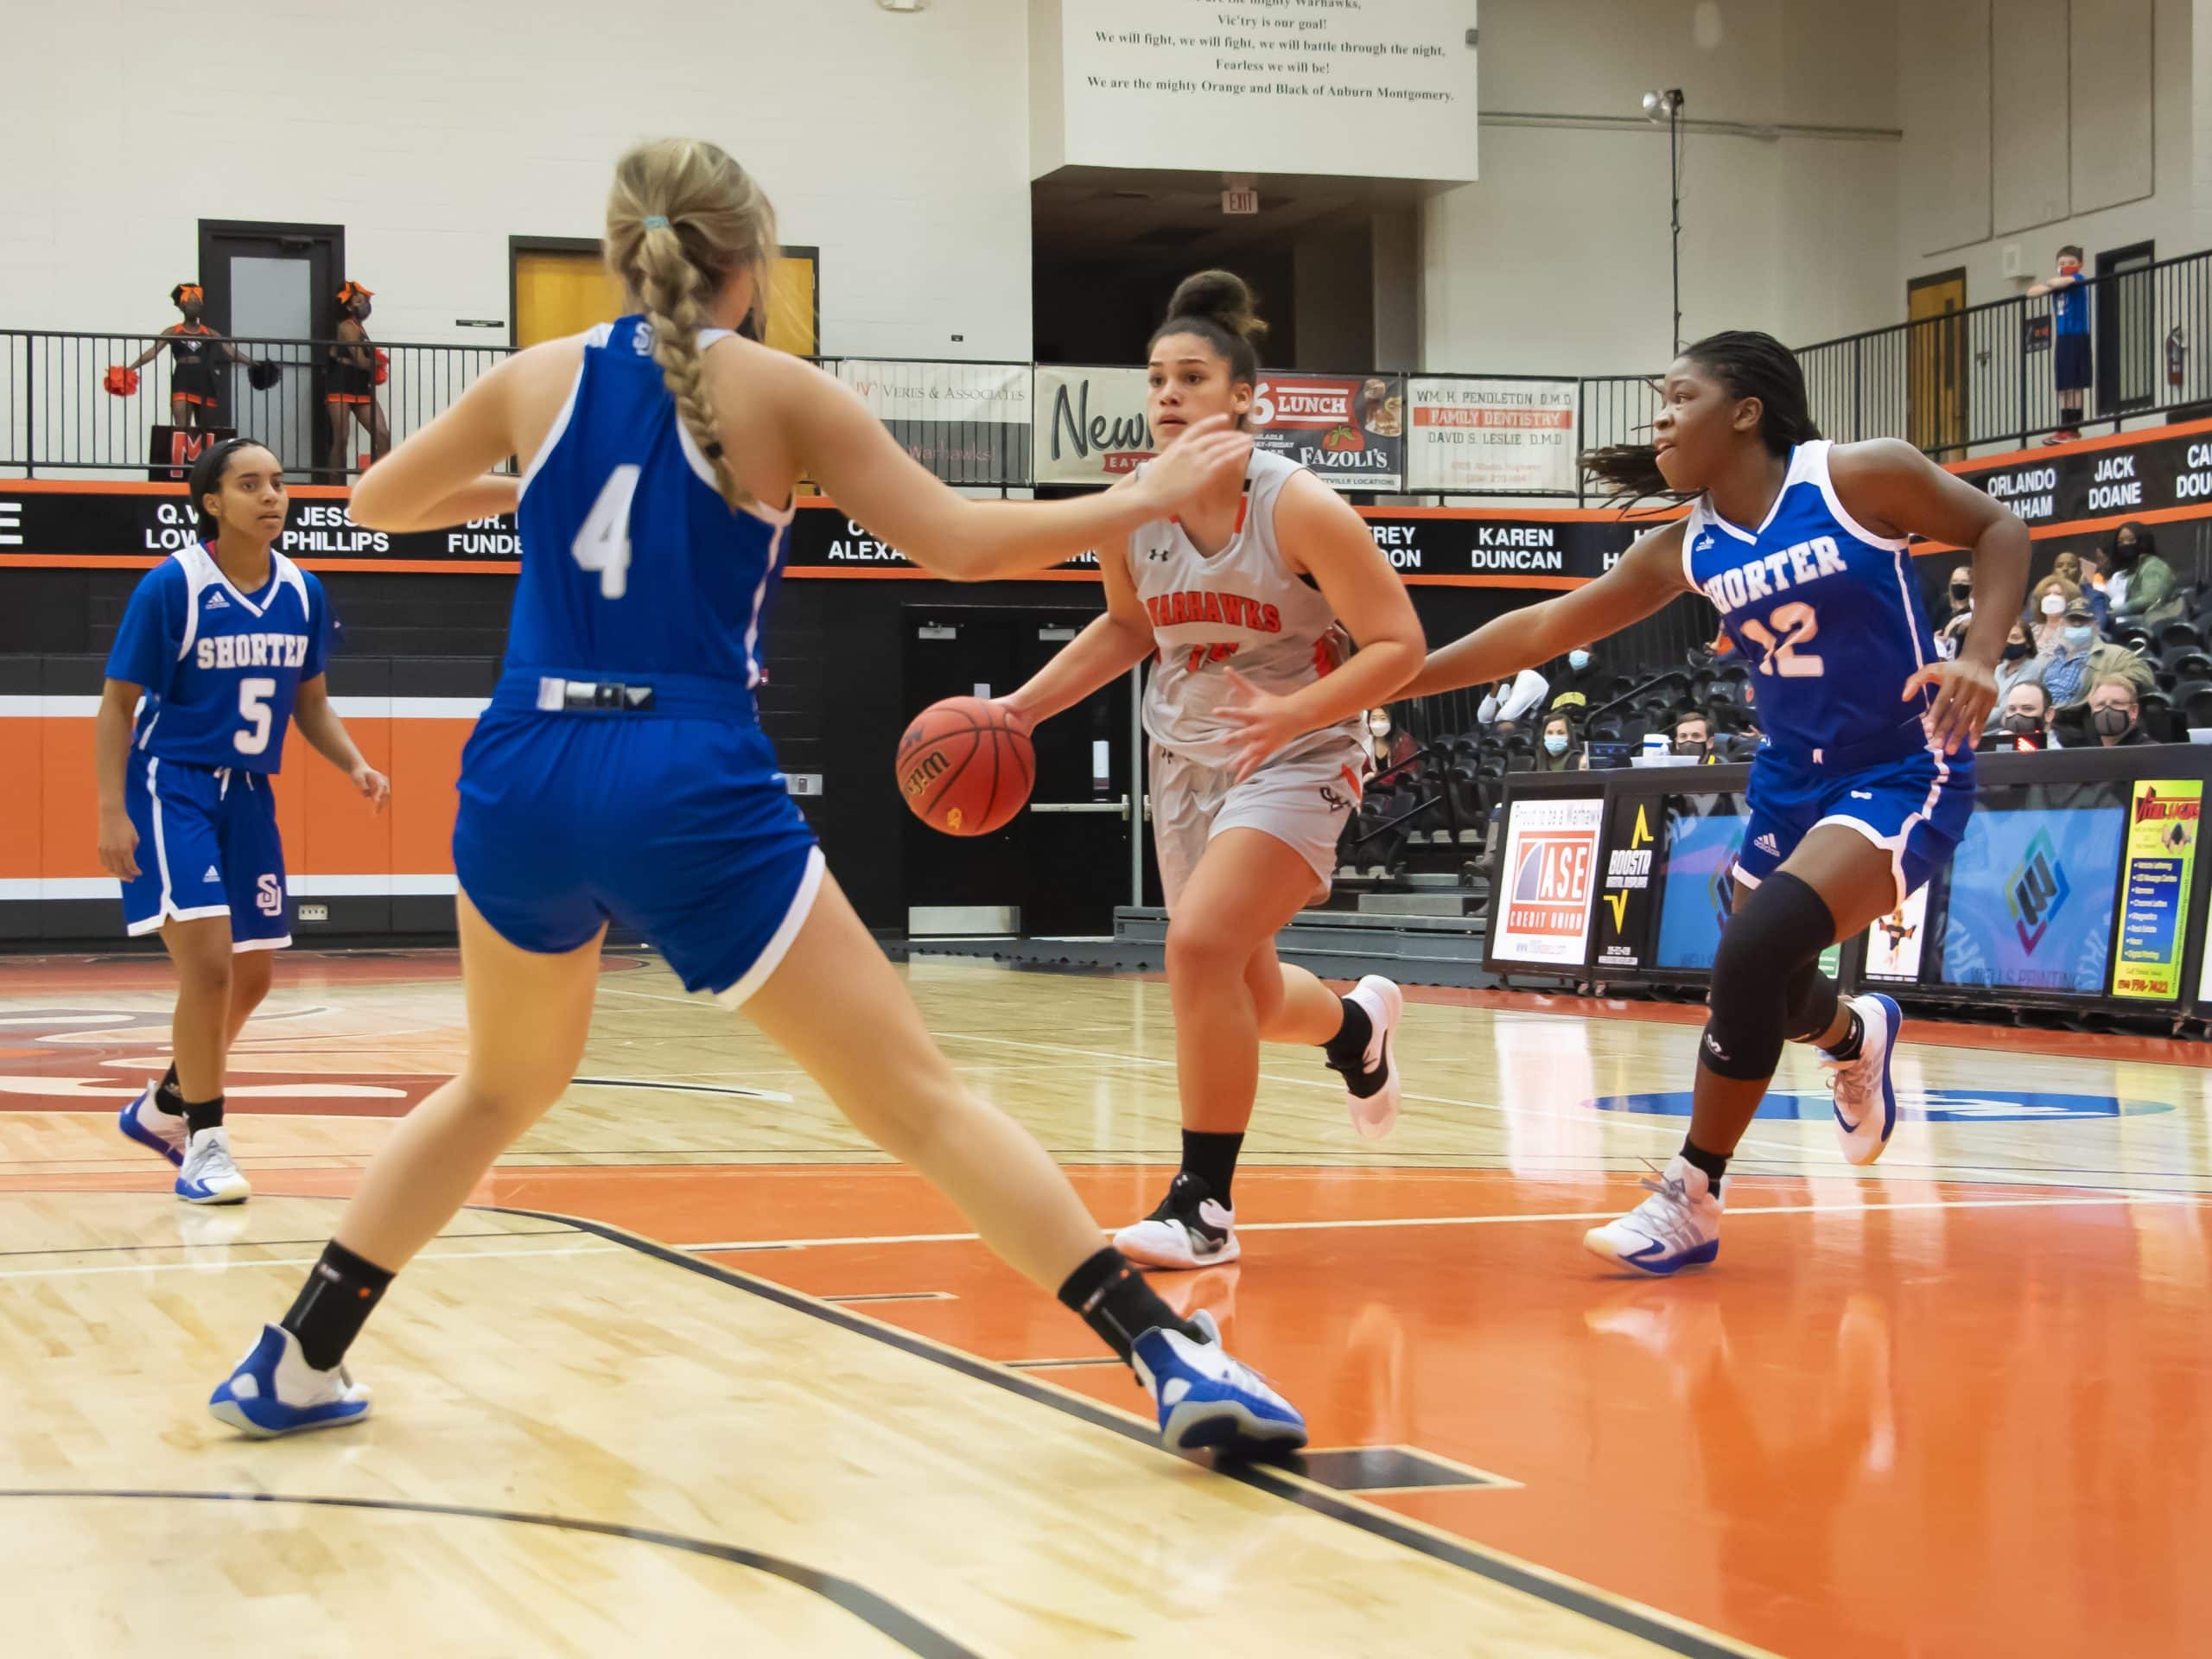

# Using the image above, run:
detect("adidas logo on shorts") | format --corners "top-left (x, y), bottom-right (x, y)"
top-left (1753, 832), bottom-right (1780, 855)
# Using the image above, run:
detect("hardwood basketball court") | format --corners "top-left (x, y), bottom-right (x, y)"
top-left (2, 948), bottom-right (2205, 1656)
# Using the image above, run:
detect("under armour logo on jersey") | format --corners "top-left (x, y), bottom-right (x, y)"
top-left (204, 591), bottom-right (229, 610)
top-left (1754, 832), bottom-right (1780, 855)
top-left (1850, 790), bottom-right (1874, 800)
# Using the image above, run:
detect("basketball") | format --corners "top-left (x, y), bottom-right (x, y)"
top-left (896, 696), bottom-right (1033, 836)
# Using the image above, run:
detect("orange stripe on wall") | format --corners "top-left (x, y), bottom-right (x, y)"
top-left (7, 715), bottom-right (466, 886)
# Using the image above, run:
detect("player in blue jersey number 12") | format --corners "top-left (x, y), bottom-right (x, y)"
top-left (97, 438), bottom-right (389, 1205)
top-left (1408, 333), bottom-right (2028, 1274)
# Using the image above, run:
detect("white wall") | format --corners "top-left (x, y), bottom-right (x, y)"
top-left (0, 0), bottom-right (1034, 359)
top-left (1902, 0), bottom-right (2185, 301)
top-left (1421, 0), bottom-right (1903, 378)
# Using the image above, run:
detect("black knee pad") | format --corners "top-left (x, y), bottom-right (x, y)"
top-left (1700, 871), bottom-right (1837, 1081)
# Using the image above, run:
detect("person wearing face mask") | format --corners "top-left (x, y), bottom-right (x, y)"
top-left (1365, 704), bottom-right (1417, 775)
top-left (2087, 677), bottom-right (2157, 746)
top-left (1980, 678), bottom-right (2058, 752)
top-left (2102, 523), bottom-right (2184, 634)
top-left (1935, 563), bottom-right (1974, 660)
top-left (1670, 709), bottom-right (1720, 764)
top-left (1549, 645), bottom-right (1608, 713)
top-left (1536, 711), bottom-right (1586, 771)
top-left (1985, 615), bottom-right (2044, 728)
top-left (2043, 595), bottom-right (2149, 713)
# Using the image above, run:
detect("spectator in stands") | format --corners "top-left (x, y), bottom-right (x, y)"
top-left (1982, 678), bottom-right (2058, 752)
top-left (1536, 711), bottom-right (1586, 772)
top-left (2028, 244), bottom-right (2091, 443)
top-left (1671, 709), bottom-right (1720, 764)
top-left (1363, 703), bottom-right (1417, 778)
top-left (1547, 645), bottom-right (1609, 715)
top-left (2088, 677), bottom-right (2158, 746)
top-left (2056, 548), bottom-right (2109, 631)
top-left (2029, 583), bottom-right (2075, 654)
top-left (1986, 614), bottom-right (2044, 728)
top-left (2043, 594), bottom-right (2149, 712)
top-left (1478, 667), bottom-right (1548, 731)
top-left (2102, 522), bottom-right (2185, 635)
top-left (1935, 562), bottom-right (1974, 660)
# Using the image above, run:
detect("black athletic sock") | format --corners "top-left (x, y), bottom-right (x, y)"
top-left (182, 1095), bottom-right (225, 1135)
top-left (155, 1063), bottom-right (187, 1116)
top-left (1322, 995), bottom-right (1374, 1071)
top-left (1680, 1137), bottom-right (1729, 1189)
top-left (1823, 1007), bottom-right (1866, 1063)
top-left (1179, 1130), bottom-right (1243, 1208)
top-left (1056, 1247), bottom-right (1198, 1365)
top-left (282, 1241), bottom-right (397, 1372)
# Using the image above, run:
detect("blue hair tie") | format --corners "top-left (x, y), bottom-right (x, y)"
top-left (643, 214), bottom-right (671, 231)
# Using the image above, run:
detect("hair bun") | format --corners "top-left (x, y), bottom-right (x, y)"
top-left (1166, 270), bottom-right (1268, 344)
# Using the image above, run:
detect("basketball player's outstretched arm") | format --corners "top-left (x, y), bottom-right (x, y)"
top-left (1001, 524), bottom-right (1158, 724)
top-left (793, 372), bottom-right (1251, 581)
top-left (1211, 471), bottom-right (1427, 778)
top-left (1828, 437), bottom-right (2029, 752)
top-left (1405, 520), bottom-right (1691, 698)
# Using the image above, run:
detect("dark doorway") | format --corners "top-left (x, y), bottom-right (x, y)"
top-left (2096, 240), bottom-right (2157, 417)
top-left (900, 605), bottom-right (1135, 938)
top-left (196, 220), bottom-right (345, 476)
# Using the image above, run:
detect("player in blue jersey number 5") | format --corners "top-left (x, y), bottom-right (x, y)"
top-left (1408, 333), bottom-right (2029, 1274)
top-left (96, 438), bottom-right (390, 1205)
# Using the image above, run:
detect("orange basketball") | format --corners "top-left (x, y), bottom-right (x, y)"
top-left (895, 696), bottom-right (1034, 836)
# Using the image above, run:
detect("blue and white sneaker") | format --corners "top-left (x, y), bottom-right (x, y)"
top-left (209, 1323), bottom-right (371, 1439)
top-left (1826, 992), bottom-right (1901, 1167)
top-left (1132, 1308), bottom-right (1306, 1458)
top-left (118, 1080), bottom-right (187, 1168)
top-left (175, 1126), bottom-right (251, 1205)
top-left (1584, 1156), bottom-right (1725, 1275)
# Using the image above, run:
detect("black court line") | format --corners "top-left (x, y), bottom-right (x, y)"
top-left (481, 1204), bottom-right (1761, 1659)
top-left (0, 1489), bottom-right (980, 1659)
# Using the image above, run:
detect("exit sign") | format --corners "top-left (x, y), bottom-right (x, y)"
top-left (1222, 188), bottom-right (1259, 215)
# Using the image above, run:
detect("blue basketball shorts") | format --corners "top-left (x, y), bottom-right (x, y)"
top-left (452, 710), bottom-right (823, 1006)
top-left (119, 755), bottom-right (291, 950)
top-left (1733, 740), bottom-right (1974, 905)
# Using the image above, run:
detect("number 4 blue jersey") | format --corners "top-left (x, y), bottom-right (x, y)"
top-left (105, 544), bottom-right (328, 773)
top-left (510, 316), bottom-right (794, 696)
top-left (1683, 441), bottom-right (1942, 763)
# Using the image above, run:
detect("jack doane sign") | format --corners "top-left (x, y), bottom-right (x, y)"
top-left (1959, 417), bottom-right (2212, 526)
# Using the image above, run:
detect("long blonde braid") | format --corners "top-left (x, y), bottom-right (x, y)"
top-left (605, 138), bottom-right (778, 513)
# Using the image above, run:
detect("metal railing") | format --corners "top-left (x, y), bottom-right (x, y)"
top-left (9, 247), bottom-right (2212, 487)
top-left (1580, 248), bottom-right (2212, 459)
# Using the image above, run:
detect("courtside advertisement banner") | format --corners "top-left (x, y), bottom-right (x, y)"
top-left (1864, 885), bottom-right (1931, 983)
top-left (2111, 779), bottom-right (2201, 1000)
top-left (1492, 794), bottom-right (1605, 967)
top-left (1406, 378), bottom-right (1578, 495)
top-left (1592, 794), bottom-right (1659, 972)
top-left (1249, 374), bottom-right (1403, 489)
top-left (833, 360), bottom-right (1031, 486)
top-left (1033, 366), bottom-right (1154, 485)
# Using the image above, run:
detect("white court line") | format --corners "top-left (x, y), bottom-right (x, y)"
top-left (676, 1191), bottom-right (2202, 1254)
top-left (0, 1243), bottom-right (620, 1283)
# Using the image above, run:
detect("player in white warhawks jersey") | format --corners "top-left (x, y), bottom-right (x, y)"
top-left (1002, 270), bottom-right (1426, 1269)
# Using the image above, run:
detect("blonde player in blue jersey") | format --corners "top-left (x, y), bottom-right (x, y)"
top-left (208, 137), bottom-right (1306, 1456)
top-left (1408, 333), bottom-right (2029, 1274)
top-left (98, 437), bottom-right (389, 1205)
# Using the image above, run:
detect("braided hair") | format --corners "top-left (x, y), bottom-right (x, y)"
top-left (1582, 330), bottom-right (1821, 503)
top-left (605, 138), bottom-right (779, 513)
